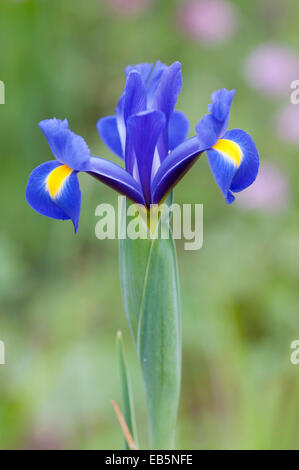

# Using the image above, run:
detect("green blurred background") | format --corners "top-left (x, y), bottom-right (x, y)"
top-left (1, 0), bottom-right (299, 450)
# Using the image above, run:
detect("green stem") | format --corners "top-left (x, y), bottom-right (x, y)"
top-left (119, 197), bottom-right (181, 449)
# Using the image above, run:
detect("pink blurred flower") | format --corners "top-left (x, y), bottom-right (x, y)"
top-left (104, 0), bottom-right (151, 16)
top-left (244, 44), bottom-right (299, 97)
top-left (177, 0), bottom-right (238, 44)
top-left (237, 162), bottom-right (290, 213)
top-left (276, 104), bottom-right (299, 144)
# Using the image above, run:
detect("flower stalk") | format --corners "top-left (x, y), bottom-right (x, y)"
top-left (120, 196), bottom-right (181, 449)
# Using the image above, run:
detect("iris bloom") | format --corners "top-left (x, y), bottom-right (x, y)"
top-left (26, 61), bottom-right (259, 231)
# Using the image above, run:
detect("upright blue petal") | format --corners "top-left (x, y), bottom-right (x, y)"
top-left (168, 110), bottom-right (190, 150)
top-left (122, 72), bottom-right (147, 123)
top-left (152, 137), bottom-right (205, 204)
top-left (125, 63), bottom-right (153, 84)
top-left (195, 89), bottom-right (235, 149)
top-left (206, 128), bottom-right (259, 204)
top-left (80, 156), bottom-right (145, 205)
top-left (125, 61), bottom-right (167, 107)
top-left (127, 110), bottom-right (166, 206)
top-left (154, 61), bottom-right (183, 161)
top-left (116, 71), bottom-right (147, 166)
top-left (39, 118), bottom-right (91, 170)
top-left (208, 89), bottom-right (235, 124)
top-left (115, 95), bottom-right (126, 156)
top-left (26, 161), bottom-right (81, 232)
top-left (38, 118), bottom-right (69, 161)
top-left (97, 115), bottom-right (123, 159)
top-left (154, 62), bottom-right (182, 122)
top-left (146, 61), bottom-right (167, 107)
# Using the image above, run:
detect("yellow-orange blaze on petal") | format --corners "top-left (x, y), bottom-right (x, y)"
top-left (212, 139), bottom-right (242, 166)
top-left (46, 164), bottom-right (73, 198)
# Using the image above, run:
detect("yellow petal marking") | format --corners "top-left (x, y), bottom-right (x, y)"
top-left (212, 139), bottom-right (242, 167)
top-left (46, 164), bottom-right (73, 198)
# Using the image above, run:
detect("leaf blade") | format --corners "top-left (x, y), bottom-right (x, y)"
top-left (116, 330), bottom-right (139, 449)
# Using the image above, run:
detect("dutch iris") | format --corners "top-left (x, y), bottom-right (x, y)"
top-left (26, 61), bottom-right (259, 229)
top-left (25, 61), bottom-right (260, 450)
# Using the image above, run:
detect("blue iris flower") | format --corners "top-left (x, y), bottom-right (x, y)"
top-left (26, 61), bottom-right (259, 231)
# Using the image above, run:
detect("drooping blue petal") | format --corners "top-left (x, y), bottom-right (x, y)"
top-left (154, 61), bottom-right (183, 161)
top-left (168, 110), bottom-right (190, 150)
top-left (152, 137), bottom-right (205, 204)
top-left (116, 71), bottom-right (147, 159)
top-left (97, 115), bottom-right (123, 158)
top-left (206, 128), bottom-right (259, 204)
top-left (80, 156), bottom-right (145, 205)
top-left (206, 146), bottom-right (238, 204)
top-left (26, 161), bottom-right (81, 232)
top-left (195, 89), bottom-right (235, 149)
top-left (39, 118), bottom-right (91, 170)
top-left (225, 129), bottom-right (260, 193)
top-left (127, 110), bottom-right (166, 206)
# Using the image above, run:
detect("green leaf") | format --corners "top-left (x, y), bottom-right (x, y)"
top-left (116, 330), bottom-right (138, 449)
top-left (137, 229), bottom-right (181, 449)
top-left (119, 198), bottom-right (152, 343)
top-left (119, 195), bottom-right (181, 449)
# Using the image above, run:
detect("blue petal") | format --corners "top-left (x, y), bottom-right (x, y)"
top-left (127, 110), bottom-right (166, 206)
top-left (125, 63), bottom-right (153, 83)
top-left (26, 161), bottom-right (81, 232)
top-left (39, 118), bottom-right (69, 161)
top-left (125, 61), bottom-right (167, 107)
top-left (122, 71), bottom-right (147, 123)
top-left (97, 115), bottom-right (123, 158)
top-left (80, 157), bottom-right (145, 205)
top-left (116, 71), bottom-right (147, 159)
top-left (146, 61), bottom-right (167, 107)
top-left (206, 128), bottom-right (259, 204)
top-left (154, 61), bottom-right (183, 161)
top-left (195, 89), bottom-right (235, 148)
top-left (154, 61), bottom-right (182, 122)
top-left (225, 129), bottom-right (260, 193)
top-left (208, 89), bottom-right (235, 123)
top-left (115, 95), bottom-right (126, 156)
top-left (206, 147), bottom-right (238, 204)
top-left (39, 118), bottom-right (91, 170)
top-left (168, 110), bottom-right (190, 150)
top-left (152, 137), bottom-right (205, 204)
